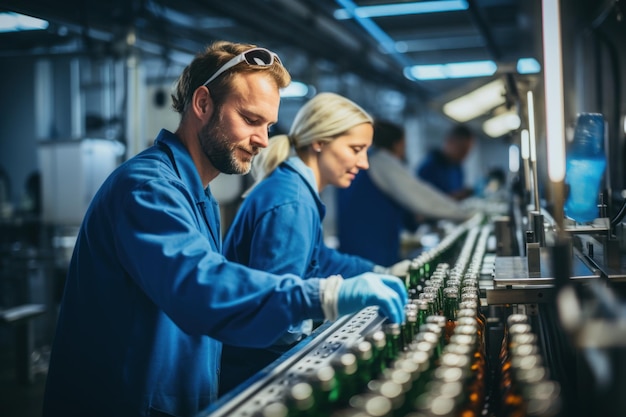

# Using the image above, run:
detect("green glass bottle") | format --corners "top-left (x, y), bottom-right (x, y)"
top-left (383, 323), bottom-right (402, 365)
top-left (330, 353), bottom-right (359, 405)
top-left (367, 330), bottom-right (388, 378)
top-left (306, 365), bottom-right (337, 412)
top-left (443, 287), bottom-right (459, 343)
top-left (414, 299), bottom-right (429, 327)
top-left (350, 341), bottom-right (374, 391)
top-left (403, 310), bottom-right (418, 347)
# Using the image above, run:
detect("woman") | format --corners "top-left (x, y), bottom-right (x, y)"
top-left (220, 92), bottom-right (408, 395)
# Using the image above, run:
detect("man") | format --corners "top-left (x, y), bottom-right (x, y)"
top-left (417, 124), bottom-right (475, 200)
top-left (338, 120), bottom-right (471, 266)
top-left (42, 41), bottom-right (407, 417)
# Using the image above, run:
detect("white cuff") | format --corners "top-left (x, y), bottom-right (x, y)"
top-left (372, 265), bottom-right (390, 274)
top-left (320, 275), bottom-right (343, 321)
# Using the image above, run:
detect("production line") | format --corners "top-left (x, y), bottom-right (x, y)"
top-left (202, 189), bottom-right (626, 417)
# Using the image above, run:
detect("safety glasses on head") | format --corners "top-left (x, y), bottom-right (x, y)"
top-left (202, 48), bottom-right (281, 86)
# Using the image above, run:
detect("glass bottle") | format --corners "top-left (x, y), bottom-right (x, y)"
top-left (403, 310), bottom-right (418, 348)
top-left (350, 341), bottom-right (375, 391)
top-left (414, 299), bottom-right (430, 327)
top-left (443, 288), bottom-right (459, 343)
top-left (307, 366), bottom-right (337, 412)
top-left (330, 353), bottom-right (359, 406)
top-left (383, 323), bottom-right (402, 365)
top-left (367, 330), bottom-right (388, 378)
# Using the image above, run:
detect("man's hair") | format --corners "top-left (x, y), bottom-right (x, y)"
top-left (171, 40), bottom-right (291, 115)
top-left (373, 120), bottom-right (404, 150)
top-left (448, 124), bottom-right (474, 141)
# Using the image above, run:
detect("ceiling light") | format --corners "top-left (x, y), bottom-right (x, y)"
top-left (405, 60), bottom-right (497, 81)
top-left (517, 58), bottom-right (541, 74)
top-left (334, 0), bottom-right (468, 20)
top-left (0, 12), bottom-right (48, 33)
top-left (542, 0), bottom-right (566, 183)
top-left (280, 81), bottom-right (312, 98)
top-left (483, 110), bottom-right (521, 138)
top-left (509, 145), bottom-right (520, 173)
top-left (442, 79), bottom-right (507, 122)
top-left (521, 129), bottom-right (530, 160)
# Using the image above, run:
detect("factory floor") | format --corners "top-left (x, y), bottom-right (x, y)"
top-left (0, 334), bottom-right (48, 417)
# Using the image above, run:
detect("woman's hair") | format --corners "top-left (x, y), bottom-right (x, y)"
top-left (171, 40), bottom-right (291, 116)
top-left (249, 92), bottom-right (373, 186)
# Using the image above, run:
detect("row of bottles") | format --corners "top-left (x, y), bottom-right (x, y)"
top-left (255, 223), bottom-right (492, 417)
top-left (252, 222), bottom-right (560, 417)
top-left (497, 314), bottom-right (561, 417)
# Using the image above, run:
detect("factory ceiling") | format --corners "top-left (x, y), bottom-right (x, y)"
top-left (1, 0), bottom-right (541, 118)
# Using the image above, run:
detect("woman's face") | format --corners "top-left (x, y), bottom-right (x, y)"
top-left (317, 123), bottom-right (373, 190)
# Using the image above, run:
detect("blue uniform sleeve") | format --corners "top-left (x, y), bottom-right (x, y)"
top-left (317, 245), bottom-right (376, 278)
top-left (417, 156), bottom-right (439, 186)
top-left (245, 201), bottom-right (318, 277)
top-left (113, 178), bottom-right (324, 348)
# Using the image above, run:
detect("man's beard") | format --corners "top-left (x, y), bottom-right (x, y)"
top-left (198, 109), bottom-right (257, 175)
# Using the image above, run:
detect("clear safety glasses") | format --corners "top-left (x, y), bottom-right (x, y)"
top-left (202, 47), bottom-right (281, 86)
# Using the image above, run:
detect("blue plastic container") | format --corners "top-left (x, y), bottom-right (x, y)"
top-left (564, 113), bottom-right (606, 223)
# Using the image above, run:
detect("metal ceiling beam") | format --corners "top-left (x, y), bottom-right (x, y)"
top-left (466, 0), bottom-right (520, 105)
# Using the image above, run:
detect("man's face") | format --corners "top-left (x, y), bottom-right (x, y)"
top-left (199, 72), bottom-right (280, 175)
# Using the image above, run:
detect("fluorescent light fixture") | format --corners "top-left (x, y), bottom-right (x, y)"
top-left (542, 0), bottom-right (566, 183)
top-left (0, 12), bottom-right (48, 33)
top-left (442, 79), bottom-right (506, 123)
top-left (509, 145), bottom-right (520, 173)
top-left (517, 58), bottom-right (541, 74)
top-left (521, 129), bottom-right (530, 160)
top-left (406, 60), bottom-right (497, 81)
top-left (527, 91), bottom-right (537, 162)
top-left (334, 0), bottom-right (411, 62)
top-left (483, 110), bottom-right (521, 138)
top-left (280, 81), bottom-right (311, 98)
top-left (406, 65), bottom-right (446, 80)
top-left (334, 0), bottom-right (468, 20)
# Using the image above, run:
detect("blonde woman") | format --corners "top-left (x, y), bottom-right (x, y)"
top-left (221, 92), bottom-right (409, 395)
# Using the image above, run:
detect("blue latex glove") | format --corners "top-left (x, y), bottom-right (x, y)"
top-left (337, 273), bottom-right (408, 323)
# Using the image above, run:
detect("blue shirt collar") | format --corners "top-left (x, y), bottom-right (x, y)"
top-left (285, 157), bottom-right (318, 193)
top-left (153, 129), bottom-right (215, 204)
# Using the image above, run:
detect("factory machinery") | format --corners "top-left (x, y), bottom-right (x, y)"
top-left (201, 198), bottom-right (626, 417)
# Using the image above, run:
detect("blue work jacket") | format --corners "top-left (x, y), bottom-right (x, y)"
top-left (42, 130), bottom-right (323, 417)
top-left (220, 158), bottom-right (374, 394)
top-left (224, 158), bottom-right (375, 278)
top-left (337, 167), bottom-right (416, 266)
top-left (417, 149), bottom-right (465, 195)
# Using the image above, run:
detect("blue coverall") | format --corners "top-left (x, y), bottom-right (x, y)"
top-left (42, 130), bottom-right (323, 417)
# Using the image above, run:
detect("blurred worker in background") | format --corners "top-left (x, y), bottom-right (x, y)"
top-left (42, 42), bottom-right (407, 417)
top-left (221, 92), bottom-right (410, 396)
top-left (338, 120), bottom-right (472, 266)
top-left (417, 123), bottom-right (475, 200)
